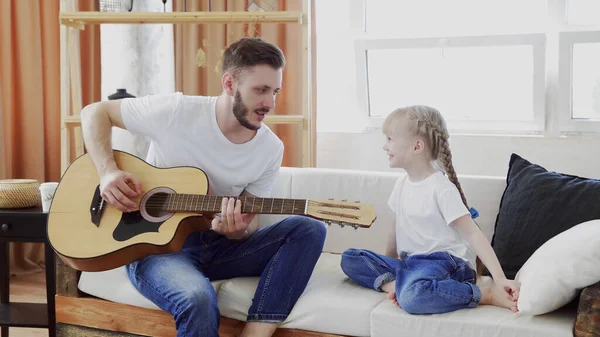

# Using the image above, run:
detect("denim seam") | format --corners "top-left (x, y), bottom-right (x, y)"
top-left (254, 242), bottom-right (285, 315)
top-left (247, 313), bottom-right (287, 323)
top-left (208, 236), bottom-right (285, 267)
top-left (360, 254), bottom-right (391, 278)
top-left (443, 252), bottom-right (458, 270)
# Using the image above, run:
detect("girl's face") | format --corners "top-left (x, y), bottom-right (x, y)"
top-left (383, 116), bottom-right (427, 169)
top-left (383, 133), bottom-right (412, 169)
top-left (383, 119), bottom-right (415, 169)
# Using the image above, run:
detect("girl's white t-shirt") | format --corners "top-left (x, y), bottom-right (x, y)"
top-left (387, 171), bottom-right (476, 270)
top-left (120, 92), bottom-right (284, 198)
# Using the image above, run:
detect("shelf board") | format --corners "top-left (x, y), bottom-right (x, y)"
top-left (64, 114), bottom-right (304, 126)
top-left (264, 115), bottom-right (305, 124)
top-left (0, 302), bottom-right (48, 328)
top-left (60, 11), bottom-right (303, 28)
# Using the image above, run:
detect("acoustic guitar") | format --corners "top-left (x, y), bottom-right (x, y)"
top-left (47, 151), bottom-right (377, 272)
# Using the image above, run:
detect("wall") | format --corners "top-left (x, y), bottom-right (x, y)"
top-left (316, 131), bottom-right (600, 180)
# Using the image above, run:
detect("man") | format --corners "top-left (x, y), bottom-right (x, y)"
top-left (80, 37), bottom-right (327, 337)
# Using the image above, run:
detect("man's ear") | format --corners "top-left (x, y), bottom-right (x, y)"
top-left (222, 72), bottom-right (235, 96)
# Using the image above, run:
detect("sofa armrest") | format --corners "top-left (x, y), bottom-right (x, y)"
top-left (575, 282), bottom-right (600, 337)
top-left (55, 256), bottom-right (83, 297)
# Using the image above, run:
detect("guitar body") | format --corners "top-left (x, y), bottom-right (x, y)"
top-left (47, 151), bottom-right (212, 272)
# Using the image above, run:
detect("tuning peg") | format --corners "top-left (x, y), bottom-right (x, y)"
top-left (342, 199), bottom-right (347, 202)
top-left (353, 225), bottom-right (358, 230)
top-left (355, 200), bottom-right (360, 203)
top-left (340, 224), bottom-right (345, 228)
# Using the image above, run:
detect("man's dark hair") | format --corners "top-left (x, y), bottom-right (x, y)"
top-left (221, 37), bottom-right (286, 77)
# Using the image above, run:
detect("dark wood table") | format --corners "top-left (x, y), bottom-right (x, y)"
top-left (0, 206), bottom-right (55, 337)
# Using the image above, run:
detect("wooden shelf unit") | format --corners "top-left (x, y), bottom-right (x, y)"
top-left (59, 1), bottom-right (315, 174)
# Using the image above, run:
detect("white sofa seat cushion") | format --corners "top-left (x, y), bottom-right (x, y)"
top-left (370, 276), bottom-right (577, 337)
top-left (78, 266), bottom-right (224, 311)
top-left (217, 252), bottom-right (386, 337)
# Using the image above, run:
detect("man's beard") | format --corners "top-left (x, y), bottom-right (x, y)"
top-left (233, 90), bottom-right (268, 131)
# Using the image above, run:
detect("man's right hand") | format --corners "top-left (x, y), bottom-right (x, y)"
top-left (100, 170), bottom-right (142, 212)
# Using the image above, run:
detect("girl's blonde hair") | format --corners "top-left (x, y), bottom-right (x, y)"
top-left (383, 105), bottom-right (483, 276)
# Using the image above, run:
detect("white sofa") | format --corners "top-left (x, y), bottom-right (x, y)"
top-left (77, 164), bottom-right (579, 337)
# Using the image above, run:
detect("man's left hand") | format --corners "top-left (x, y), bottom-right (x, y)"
top-left (211, 197), bottom-right (256, 239)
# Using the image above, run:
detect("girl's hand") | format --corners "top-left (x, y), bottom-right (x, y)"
top-left (495, 278), bottom-right (520, 301)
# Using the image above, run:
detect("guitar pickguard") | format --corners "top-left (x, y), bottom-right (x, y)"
top-left (112, 211), bottom-right (166, 242)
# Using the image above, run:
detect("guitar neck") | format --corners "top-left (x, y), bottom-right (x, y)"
top-left (159, 194), bottom-right (308, 215)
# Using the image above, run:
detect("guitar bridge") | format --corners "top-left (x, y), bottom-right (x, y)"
top-left (90, 185), bottom-right (105, 227)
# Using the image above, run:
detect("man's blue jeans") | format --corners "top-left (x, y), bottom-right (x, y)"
top-left (126, 215), bottom-right (327, 337)
top-left (340, 249), bottom-right (481, 314)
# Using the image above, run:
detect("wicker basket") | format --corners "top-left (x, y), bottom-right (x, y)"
top-left (0, 179), bottom-right (41, 209)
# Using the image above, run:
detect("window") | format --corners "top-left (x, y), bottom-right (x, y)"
top-left (355, 35), bottom-right (545, 132)
top-left (315, 0), bottom-right (600, 135)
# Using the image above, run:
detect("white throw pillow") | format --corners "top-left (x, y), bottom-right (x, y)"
top-left (515, 219), bottom-right (600, 315)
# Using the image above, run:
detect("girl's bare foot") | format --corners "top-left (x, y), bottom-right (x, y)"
top-left (386, 291), bottom-right (401, 308)
top-left (380, 281), bottom-right (401, 308)
top-left (381, 281), bottom-right (395, 293)
top-left (479, 285), bottom-right (518, 312)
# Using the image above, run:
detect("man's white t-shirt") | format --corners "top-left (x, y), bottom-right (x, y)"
top-left (119, 92), bottom-right (284, 198)
top-left (387, 171), bottom-right (476, 270)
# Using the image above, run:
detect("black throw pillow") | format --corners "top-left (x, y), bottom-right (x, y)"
top-left (490, 153), bottom-right (600, 279)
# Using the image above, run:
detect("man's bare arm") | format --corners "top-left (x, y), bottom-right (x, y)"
top-left (80, 100), bottom-right (126, 177)
top-left (80, 100), bottom-right (141, 211)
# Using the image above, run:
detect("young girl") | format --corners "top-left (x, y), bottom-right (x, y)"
top-left (341, 105), bottom-right (519, 314)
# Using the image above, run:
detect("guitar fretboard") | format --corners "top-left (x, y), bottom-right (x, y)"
top-left (146, 193), bottom-right (307, 215)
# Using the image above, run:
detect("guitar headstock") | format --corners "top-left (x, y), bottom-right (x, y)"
top-left (305, 199), bottom-right (376, 229)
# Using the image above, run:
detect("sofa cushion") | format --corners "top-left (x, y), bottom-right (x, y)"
top-left (516, 219), bottom-right (600, 315)
top-left (78, 266), bottom-right (224, 311)
top-left (217, 252), bottom-right (386, 337)
top-left (370, 278), bottom-right (577, 337)
top-left (491, 153), bottom-right (600, 279)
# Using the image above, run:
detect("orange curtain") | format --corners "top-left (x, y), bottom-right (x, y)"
top-left (0, 0), bottom-right (100, 275)
top-left (173, 0), bottom-right (304, 167)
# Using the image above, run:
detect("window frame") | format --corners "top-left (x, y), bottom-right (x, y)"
top-left (354, 34), bottom-right (547, 134)
top-left (558, 29), bottom-right (600, 134)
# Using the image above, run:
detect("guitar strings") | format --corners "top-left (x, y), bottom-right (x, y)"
top-left (142, 195), bottom-right (307, 213)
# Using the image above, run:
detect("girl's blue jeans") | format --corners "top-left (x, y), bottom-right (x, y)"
top-left (340, 248), bottom-right (481, 314)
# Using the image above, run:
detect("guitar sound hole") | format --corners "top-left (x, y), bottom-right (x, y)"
top-left (145, 192), bottom-right (171, 218)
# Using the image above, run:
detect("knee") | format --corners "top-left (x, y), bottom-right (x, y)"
top-left (342, 248), bottom-right (363, 257)
top-left (305, 216), bottom-right (327, 240)
top-left (340, 248), bottom-right (361, 267)
top-left (176, 286), bottom-right (218, 317)
top-left (340, 248), bottom-right (365, 276)
top-left (398, 281), bottom-right (433, 314)
top-left (288, 215), bottom-right (327, 244)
